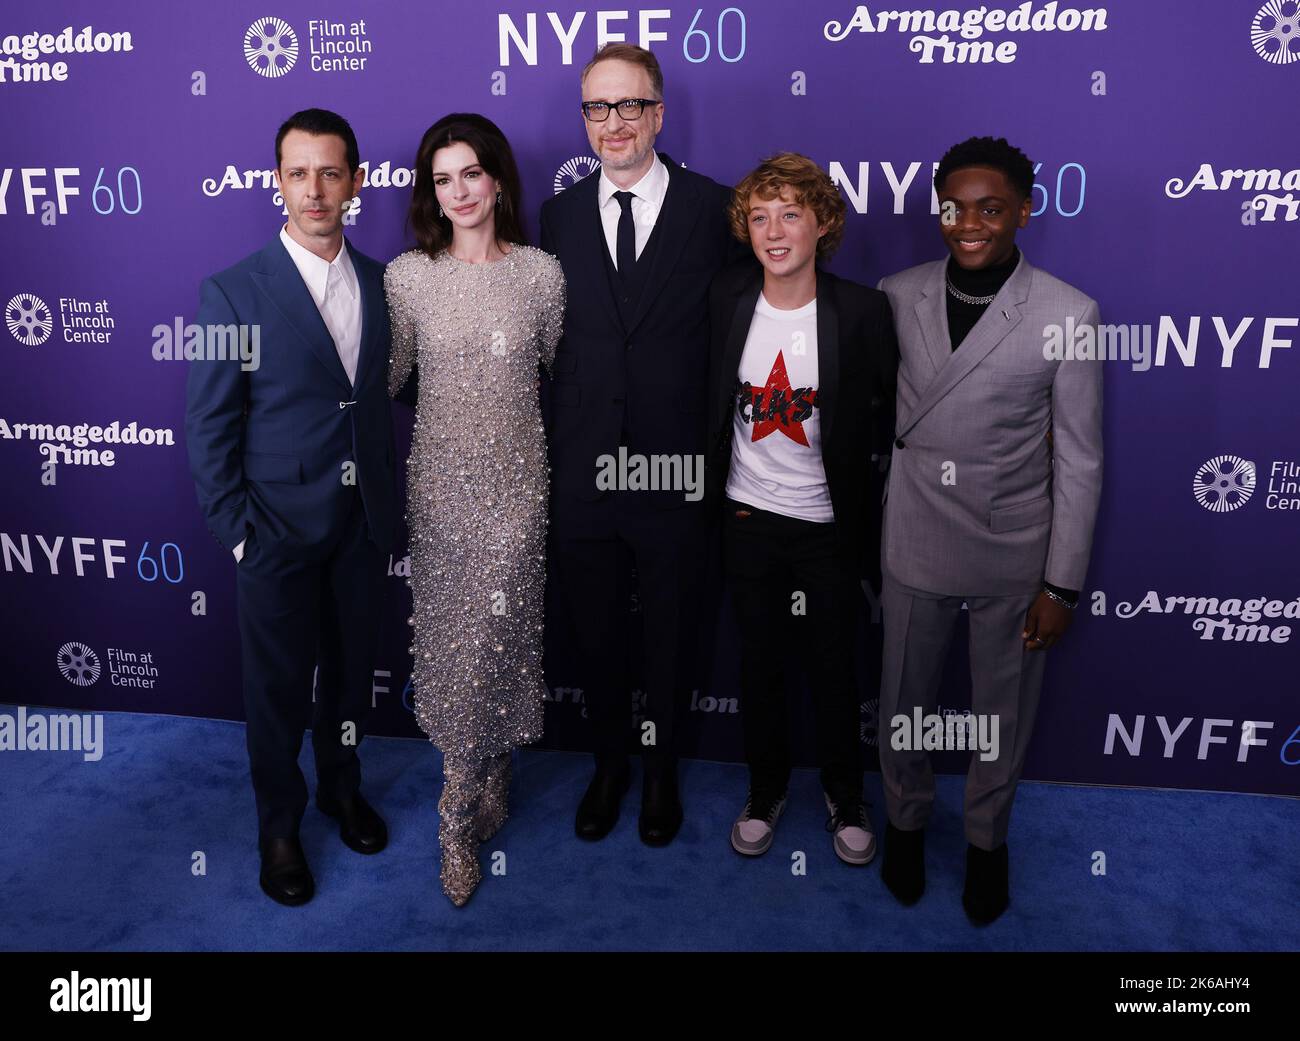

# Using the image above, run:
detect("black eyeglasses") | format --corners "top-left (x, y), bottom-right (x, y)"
top-left (581, 98), bottom-right (661, 122)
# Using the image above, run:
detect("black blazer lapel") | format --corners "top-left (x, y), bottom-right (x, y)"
top-left (715, 271), bottom-right (762, 437)
top-left (576, 172), bottom-right (625, 335)
top-left (815, 271), bottom-right (841, 454)
top-left (251, 235), bottom-right (353, 391)
top-left (625, 153), bottom-right (703, 339)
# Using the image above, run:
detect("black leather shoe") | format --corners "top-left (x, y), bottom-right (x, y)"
top-left (881, 822), bottom-right (925, 906)
top-left (317, 792), bottom-right (388, 855)
top-left (962, 842), bottom-right (1009, 925)
top-left (258, 836), bottom-right (314, 907)
top-left (638, 757), bottom-right (682, 847)
top-left (575, 762), bottom-right (631, 841)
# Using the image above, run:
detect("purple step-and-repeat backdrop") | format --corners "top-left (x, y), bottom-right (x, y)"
top-left (1, 1), bottom-right (1297, 796)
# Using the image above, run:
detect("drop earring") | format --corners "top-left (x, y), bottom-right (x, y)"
top-left (438, 204), bottom-right (444, 218)
top-left (495, 190), bottom-right (502, 207)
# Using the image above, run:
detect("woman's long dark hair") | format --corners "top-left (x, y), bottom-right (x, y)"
top-left (407, 113), bottom-right (526, 259)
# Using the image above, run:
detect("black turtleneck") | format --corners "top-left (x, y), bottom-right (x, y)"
top-left (945, 245), bottom-right (1020, 350)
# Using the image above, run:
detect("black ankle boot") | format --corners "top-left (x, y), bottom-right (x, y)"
top-left (881, 822), bottom-right (925, 905)
top-left (962, 842), bottom-right (1009, 925)
top-left (574, 759), bottom-right (631, 841)
top-left (258, 835), bottom-right (314, 907)
top-left (638, 753), bottom-right (682, 847)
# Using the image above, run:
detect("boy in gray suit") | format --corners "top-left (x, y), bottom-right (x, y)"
top-left (876, 137), bottom-right (1102, 924)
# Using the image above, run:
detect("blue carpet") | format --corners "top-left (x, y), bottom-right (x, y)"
top-left (1, 706), bottom-right (1296, 951)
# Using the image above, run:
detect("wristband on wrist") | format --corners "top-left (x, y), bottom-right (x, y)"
top-left (1043, 586), bottom-right (1077, 609)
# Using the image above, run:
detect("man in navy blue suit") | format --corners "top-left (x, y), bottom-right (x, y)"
top-left (185, 109), bottom-right (396, 906)
top-left (540, 44), bottom-right (747, 846)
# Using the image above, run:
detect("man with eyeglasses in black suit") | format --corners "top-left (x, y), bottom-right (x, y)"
top-left (539, 42), bottom-right (747, 847)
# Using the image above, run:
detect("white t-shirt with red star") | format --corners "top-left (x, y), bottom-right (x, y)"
top-left (725, 291), bottom-right (833, 523)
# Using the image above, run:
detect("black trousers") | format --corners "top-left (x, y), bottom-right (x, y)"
top-left (722, 497), bottom-right (863, 805)
top-left (235, 489), bottom-right (385, 839)
top-left (552, 493), bottom-right (706, 765)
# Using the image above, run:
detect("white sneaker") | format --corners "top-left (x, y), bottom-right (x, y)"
top-left (730, 790), bottom-right (787, 856)
top-left (824, 793), bottom-right (876, 865)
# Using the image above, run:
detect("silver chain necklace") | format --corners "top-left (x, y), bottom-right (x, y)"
top-left (945, 277), bottom-right (997, 306)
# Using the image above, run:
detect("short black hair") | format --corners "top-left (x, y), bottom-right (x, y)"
top-left (934, 136), bottom-right (1034, 200)
top-left (275, 108), bottom-right (360, 175)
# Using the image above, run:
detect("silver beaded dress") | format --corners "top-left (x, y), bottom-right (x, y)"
top-left (385, 244), bottom-right (565, 759)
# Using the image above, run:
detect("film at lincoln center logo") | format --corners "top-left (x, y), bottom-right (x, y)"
top-left (57, 642), bottom-right (101, 686)
top-left (554, 157), bottom-right (601, 194)
top-left (5, 293), bottom-right (53, 346)
top-left (1252, 1), bottom-right (1300, 64)
top-left (1193, 455), bottom-right (1257, 513)
top-left (244, 17), bottom-right (299, 77)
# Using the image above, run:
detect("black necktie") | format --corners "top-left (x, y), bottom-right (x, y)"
top-left (614, 190), bottom-right (636, 281)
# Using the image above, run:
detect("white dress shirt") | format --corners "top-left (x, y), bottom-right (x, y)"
top-left (278, 223), bottom-right (362, 385)
top-left (234, 226), bottom-right (363, 563)
top-left (597, 154), bottom-right (669, 269)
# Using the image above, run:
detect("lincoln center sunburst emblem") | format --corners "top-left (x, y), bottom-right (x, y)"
top-left (57, 642), bottom-right (102, 687)
top-left (860, 699), bottom-right (879, 746)
top-left (1193, 455), bottom-right (1257, 513)
top-left (554, 156), bottom-right (601, 194)
top-left (1252, 1), bottom-right (1300, 64)
top-left (244, 17), bottom-right (299, 78)
top-left (5, 293), bottom-right (53, 346)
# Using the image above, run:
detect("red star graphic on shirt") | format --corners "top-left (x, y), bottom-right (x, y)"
top-left (751, 350), bottom-right (814, 446)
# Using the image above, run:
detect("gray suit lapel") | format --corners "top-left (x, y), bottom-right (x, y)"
top-left (913, 262), bottom-right (952, 379)
top-left (899, 254), bottom-right (1033, 435)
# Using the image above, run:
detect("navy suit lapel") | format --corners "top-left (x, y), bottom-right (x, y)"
top-left (624, 152), bottom-right (702, 339)
top-left (348, 243), bottom-right (381, 394)
top-left (251, 234), bottom-right (353, 391)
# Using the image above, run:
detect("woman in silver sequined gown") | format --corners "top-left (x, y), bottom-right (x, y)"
top-left (385, 115), bottom-right (565, 907)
